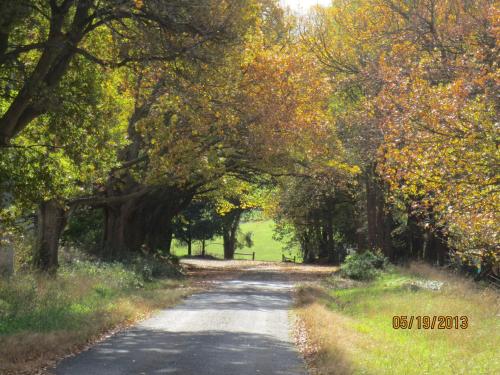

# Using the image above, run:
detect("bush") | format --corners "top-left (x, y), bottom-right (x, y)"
top-left (61, 260), bottom-right (144, 289)
top-left (340, 250), bottom-right (388, 281)
top-left (62, 208), bottom-right (104, 254)
top-left (129, 255), bottom-right (183, 282)
top-left (0, 257), bottom-right (183, 335)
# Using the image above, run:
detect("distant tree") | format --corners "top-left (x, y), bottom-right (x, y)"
top-left (172, 201), bottom-right (222, 257)
top-left (274, 174), bottom-right (357, 264)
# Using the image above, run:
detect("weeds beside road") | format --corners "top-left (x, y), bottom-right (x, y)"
top-left (0, 261), bottom-right (193, 375)
top-left (0, 258), bottom-right (335, 375)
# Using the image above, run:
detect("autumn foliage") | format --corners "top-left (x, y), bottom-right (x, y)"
top-left (306, 0), bottom-right (499, 272)
top-left (0, 0), bottom-right (497, 275)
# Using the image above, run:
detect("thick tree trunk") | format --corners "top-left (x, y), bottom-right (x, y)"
top-left (144, 211), bottom-right (174, 253)
top-left (201, 240), bottom-right (206, 257)
top-left (102, 189), bottom-right (193, 258)
top-left (102, 200), bottom-right (140, 259)
top-left (33, 200), bottom-right (66, 273)
top-left (223, 231), bottom-right (236, 260)
top-left (301, 229), bottom-right (316, 264)
top-left (222, 209), bottom-right (242, 260)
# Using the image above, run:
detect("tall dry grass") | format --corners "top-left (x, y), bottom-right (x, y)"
top-left (0, 261), bottom-right (192, 374)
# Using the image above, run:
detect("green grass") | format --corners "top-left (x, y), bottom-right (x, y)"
top-left (0, 260), bottom-right (191, 373)
top-left (171, 220), bottom-right (301, 262)
top-left (296, 264), bottom-right (500, 375)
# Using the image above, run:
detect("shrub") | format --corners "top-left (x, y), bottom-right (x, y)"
top-left (129, 255), bottom-right (183, 282)
top-left (62, 208), bottom-right (104, 254)
top-left (0, 256), bottom-right (184, 335)
top-left (340, 250), bottom-right (388, 281)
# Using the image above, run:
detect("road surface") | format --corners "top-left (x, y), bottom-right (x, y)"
top-left (55, 267), bottom-right (307, 375)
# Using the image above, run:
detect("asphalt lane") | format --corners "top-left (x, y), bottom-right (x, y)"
top-left (54, 271), bottom-right (306, 375)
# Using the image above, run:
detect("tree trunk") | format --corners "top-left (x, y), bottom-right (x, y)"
top-left (222, 209), bottom-right (242, 260)
top-left (422, 229), bottom-right (430, 261)
top-left (0, 236), bottom-right (14, 277)
top-left (325, 218), bottom-right (337, 264)
top-left (435, 232), bottom-right (448, 266)
top-left (375, 184), bottom-right (394, 260)
top-left (201, 239), bottom-right (206, 257)
top-left (301, 229), bottom-right (316, 264)
top-left (144, 211), bottom-right (174, 253)
top-left (187, 223), bottom-right (192, 256)
top-left (102, 199), bottom-right (140, 259)
top-left (223, 231), bottom-right (236, 260)
top-left (33, 200), bottom-right (66, 274)
top-left (102, 188), bottom-right (192, 258)
top-left (365, 166), bottom-right (377, 250)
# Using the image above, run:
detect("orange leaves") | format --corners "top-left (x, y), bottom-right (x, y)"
top-left (133, 0), bottom-right (144, 9)
top-left (309, 0), bottom-right (499, 258)
top-left (235, 43), bottom-right (337, 172)
top-left (369, 0), bottom-right (500, 255)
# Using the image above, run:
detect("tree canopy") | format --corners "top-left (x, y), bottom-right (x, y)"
top-left (0, 0), bottom-right (497, 277)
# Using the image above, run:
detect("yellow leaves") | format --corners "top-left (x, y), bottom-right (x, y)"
top-left (307, 0), bottom-right (500, 255)
top-left (134, 0), bottom-right (144, 9)
top-left (326, 159), bottom-right (361, 176)
top-left (378, 57), bottom-right (499, 250)
top-left (216, 200), bottom-right (235, 215)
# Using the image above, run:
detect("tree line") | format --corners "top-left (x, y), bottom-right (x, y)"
top-left (280, 0), bottom-right (498, 276)
top-left (0, 0), bottom-right (498, 278)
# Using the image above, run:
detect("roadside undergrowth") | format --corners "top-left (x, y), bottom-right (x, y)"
top-left (293, 263), bottom-right (499, 375)
top-left (0, 261), bottom-right (194, 374)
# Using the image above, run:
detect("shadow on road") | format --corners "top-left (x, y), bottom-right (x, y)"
top-left (55, 329), bottom-right (304, 375)
top-left (53, 261), bottom-right (332, 375)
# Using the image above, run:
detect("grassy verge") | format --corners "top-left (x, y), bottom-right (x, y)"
top-left (171, 220), bottom-right (302, 262)
top-left (294, 263), bottom-right (499, 375)
top-left (0, 261), bottom-right (193, 374)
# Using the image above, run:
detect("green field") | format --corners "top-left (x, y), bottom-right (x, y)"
top-left (295, 265), bottom-right (500, 375)
top-left (171, 220), bottom-right (301, 262)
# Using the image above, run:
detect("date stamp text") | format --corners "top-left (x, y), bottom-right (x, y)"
top-left (392, 315), bottom-right (468, 329)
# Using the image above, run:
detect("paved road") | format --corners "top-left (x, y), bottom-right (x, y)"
top-left (55, 270), bottom-right (306, 375)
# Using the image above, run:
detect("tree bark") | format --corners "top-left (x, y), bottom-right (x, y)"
top-left (222, 209), bottom-right (242, 260)
top-left (365, 166), bottom-right (377, 250)
top-left (102, 198), bottom-right (140, 259)
top-left (301, 229), bottom-right (316, 264)
top-left (33, 200), bottom-right (67, 274)
top-left (102, 188), bottom-right (193, 258)
top-left (0, 2), bottom-right (91, 145)
top-left (187, 223), bottom-right (192, 256)
top-left (375, 183), bottom-right (394, 259)
top-left (187, 240), bottom-right (192, 256)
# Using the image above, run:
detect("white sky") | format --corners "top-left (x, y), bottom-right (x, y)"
top-left (280, 0), bottom-right (331, 14)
